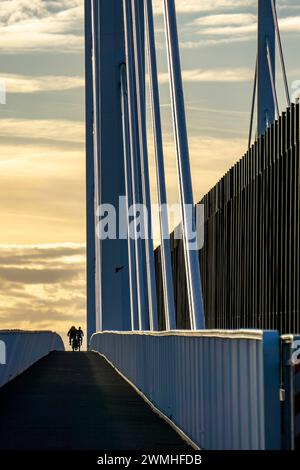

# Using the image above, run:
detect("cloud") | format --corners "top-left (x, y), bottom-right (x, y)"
top-left (192, 13), bottom-right (300, 38)
top-left (153, 0), bottom-right (255, 14)
top-left (170, 36), bottom-right (253, 49)
top-left (279, 16), bottom-right (300, 32)
top-left (158, 67), bottom-right (253, 83)
top-left (0, 243), bottom-right (85, 346)
top-left (0, 118), bottom-right (84, 144)
top-left (192, 13), bottom-right (256, 26)
top-left (0, 1), bottom-right (81, 26)
top-left (0, 142), bottom-right (85, 245)
top-left (0, 29), bottom-right (82, 53)
top-left (181, 8), bottom-right (300, 49)
top-left (0, 266), bottom-right (80, 284)
top-left (0, 243), bottom-right (85, 266)
top-left (0, 0), bottom-right (83, 53)
top-left (1, 74), bottom-right (84, 93)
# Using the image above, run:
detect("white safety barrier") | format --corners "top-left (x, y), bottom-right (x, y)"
top-left (90, 330), bottom-right (281, 450)
top-left (0, 330), bottom-right (64, 388)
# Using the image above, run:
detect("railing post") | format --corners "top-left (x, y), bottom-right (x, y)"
top-left (262, 332), bottom-right (281, 449)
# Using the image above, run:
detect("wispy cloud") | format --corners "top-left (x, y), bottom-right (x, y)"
top-left (0, 0), bottom-right (81, 26)
top-left (279, 15), bottom-right (300, 32)
top-left (194, 16), bottom-right (300, 37)
top-left (158, 67), bottom-right (252, 83)
top-left (0, 0), bottom-right (83, 53)
top-left (1, 74), bottom-right (84, 93)
top-left (0, 118), bottom-right (84, 144)
top-left (0, 266), bottom-right (80, 284)
top-left (191, 13), bottom-right (256, 26)
top-left (178, 36), bottom-right (254, 48)
top-left (0, 243), bottom-right (85, 345)
top-left (153, 0), bottom-right (255, 14)
top-left (0, 243), bottom-right (85, 265)
top-left (181, 7), bottom-right (300, 48)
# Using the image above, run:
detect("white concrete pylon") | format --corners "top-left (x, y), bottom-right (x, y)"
top-left (163, 0), bottom-right (205, 330)
top-left (131, 0), bottom-right (158, 331)
top-left (145, 0), bottom-right (176, 331)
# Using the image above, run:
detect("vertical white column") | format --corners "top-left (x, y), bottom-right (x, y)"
top-left (123, 0), bottom-right (148, 330)
top-left (145, 0), bottom-right (176, 330)
top-left (131, 0), bottom-right (158, 331)
top-left (91, 0), bottom-right (102, 331)
top-left (163, 0), bottom-right (205, 330)
top-left (120, 64), bottom-right (139, 330)
top-left (85, 0), bottom-right (97, 340)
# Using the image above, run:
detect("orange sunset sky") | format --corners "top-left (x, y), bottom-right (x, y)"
top-left (0, 0), bottom-right (299, 343)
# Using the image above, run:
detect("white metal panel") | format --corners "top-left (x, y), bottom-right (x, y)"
top-left (90, 330), bottom-right (280, 450)
top-left (0, 331), bottom-right (64, 388)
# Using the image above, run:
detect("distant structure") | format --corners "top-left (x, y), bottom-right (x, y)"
top-left (155, 1), bottom-right (299, 334)
top-left (85, 0), bottom-right (205, 339)
top-left (156, 103), bottom-right (300, 334)
top-left (250, 0), bottom-right (290, 143)
top-left (85, 0), bottom-right (295, 339)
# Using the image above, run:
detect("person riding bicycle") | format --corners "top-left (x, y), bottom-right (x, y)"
top-left (77, 327), bottom-right (84, 346)
top-left (67, 326), bottom-right (77, 346)
top-left (71, 336), bottom-right (80, 352)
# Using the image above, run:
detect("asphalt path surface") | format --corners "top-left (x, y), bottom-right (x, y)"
top-left (0, 351), bottom-right (191, 450)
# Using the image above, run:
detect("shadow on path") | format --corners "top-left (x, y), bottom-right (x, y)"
top-left (0, 351), bottom-right (191, 450)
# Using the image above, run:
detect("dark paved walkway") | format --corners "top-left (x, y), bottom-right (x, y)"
top-left (0, 352), bottom-right (190, 450)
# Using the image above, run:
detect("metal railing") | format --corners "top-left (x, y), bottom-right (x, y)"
top-left (155, 104), bottom-right (300, 334)
top-left (90, 330), bottom-right (281, 450)
top-left (0, 331), bottom-right (64, 388)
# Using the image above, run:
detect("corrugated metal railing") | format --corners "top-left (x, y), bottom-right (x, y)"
top-left (0, 330), bottom-right (65, 388)
top-left (155, 103), bottom-right (300, 334)
top-left (90, 330), bottom-right (281, 450)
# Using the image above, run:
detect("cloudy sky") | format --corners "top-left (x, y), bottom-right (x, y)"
top-left (0, 0), bottom-right (299, 344)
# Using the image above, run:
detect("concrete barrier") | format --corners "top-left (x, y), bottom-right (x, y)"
top-left (90, 330), bottom-right (281, 450)
top-left (0, 330), bottom-right (64, 388)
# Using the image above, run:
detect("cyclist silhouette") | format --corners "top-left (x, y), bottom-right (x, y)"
top-left (67, 326), bottom-right (77, 346)
top-left (77, 327), bottom-right (84, 346)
